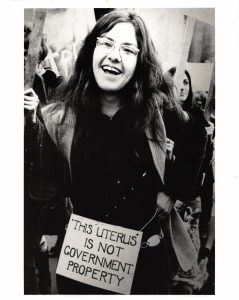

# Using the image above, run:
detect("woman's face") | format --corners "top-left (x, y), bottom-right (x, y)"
top-left (179, 73), bottom-right (190, 102)
top-left (92, 22), bottom-right (139, 92)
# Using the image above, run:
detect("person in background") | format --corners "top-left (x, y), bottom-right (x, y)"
top-left (166, 67), bottom-right (209, 294)
top-left (193, 90), bottom-right (215, 294)
top-left (193, 90), bottom-right (215, 240)
top-left (24, 26), bottom-right (64, 106)
top-left (24, 10), bottom-right (204, 294)
top-left (24, 26), bottom-right (65, 294)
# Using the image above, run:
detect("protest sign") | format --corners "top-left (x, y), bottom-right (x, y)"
top-left (56, 214), bottom-right (143, 294)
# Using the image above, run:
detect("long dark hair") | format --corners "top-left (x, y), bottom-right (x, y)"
top-left (167, 67), bottom-right (193, 112)
top-left (53, 10), bottom-right (180, 144)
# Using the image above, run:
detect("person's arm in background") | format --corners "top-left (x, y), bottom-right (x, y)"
top-left (24, 88), bottom-right (39, 125)
top-left (165, 107), bottom-right (207, 202)
top-left (157, 106), bottom-right (208, 219)
top-left (24, 89), bottom-right (71, 199)
top-left (35, 62), bottom-right (65, 102)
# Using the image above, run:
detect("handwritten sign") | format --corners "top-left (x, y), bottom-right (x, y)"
top-left (56, 214), bottom-right (143, 294)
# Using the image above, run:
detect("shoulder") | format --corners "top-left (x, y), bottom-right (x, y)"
top-left (41, 102), bottom-right (75, 125)
top-left (41, 102), bottom-right (65, 118)
top-left (40, 102), bottom-right (76, 156)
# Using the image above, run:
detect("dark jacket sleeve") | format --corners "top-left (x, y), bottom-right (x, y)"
top-left (163, 107), bottom-right (207, 202)
top-left (24, 116), bottom-right (71, 204)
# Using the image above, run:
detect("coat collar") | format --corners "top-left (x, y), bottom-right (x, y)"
top-left (42, 102), bottom-right (166, 184)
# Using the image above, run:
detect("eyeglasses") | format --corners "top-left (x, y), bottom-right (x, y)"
top-left (96, 36), bottom-right (140, 58)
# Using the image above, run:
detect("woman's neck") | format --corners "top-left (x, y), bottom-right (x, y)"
top-left (100, 93), bottom-right (123, 118)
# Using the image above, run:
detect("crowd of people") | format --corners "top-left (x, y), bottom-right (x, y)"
top-left (24, 9), bottom-right (215, 295)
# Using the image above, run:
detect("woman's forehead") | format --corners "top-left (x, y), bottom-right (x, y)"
top-left (102, 22), bottom-right (138, 46)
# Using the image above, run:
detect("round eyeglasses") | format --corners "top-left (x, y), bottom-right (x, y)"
top-left (96, 36), bottom-right (140, 58)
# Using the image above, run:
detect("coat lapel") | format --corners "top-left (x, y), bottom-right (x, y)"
top-left (145, 106), bottom-right (167, 184)
top-left (41, 102), bottom-right (76, 178)
top-left (42, 102), bottom-right (167, 184)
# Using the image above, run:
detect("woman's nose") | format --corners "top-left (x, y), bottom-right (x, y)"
top-left (107, 46), bottom-right (122, 62)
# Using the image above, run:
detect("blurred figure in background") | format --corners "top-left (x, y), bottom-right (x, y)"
top-left (24, 25), bottom-right (66, 294)
top-left (193, 90), bottom-right (215, 294)
top-left (24, 26), bottom-right (64, 106)
top-left (166, 67), bottom-right (209, 294)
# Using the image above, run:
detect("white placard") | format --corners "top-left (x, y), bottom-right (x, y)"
top-left (56, 214), bottom-right (143, 294)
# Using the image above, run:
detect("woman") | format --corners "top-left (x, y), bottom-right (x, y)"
top-left (24, 10), bottom-right (197, 294)
top-left (166, 67), bottom-right (209, 294)
top-left (165, 67), bottom-right (208, 203)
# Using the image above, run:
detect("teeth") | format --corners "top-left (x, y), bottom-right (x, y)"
top-left (102, 66), bottom-right (121, 74)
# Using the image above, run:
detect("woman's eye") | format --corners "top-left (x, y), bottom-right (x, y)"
top-left (183, 80), bottom-right (189, 86)
top-left (122, 47), bottom-right (135, 55)
top-left (103, 41), bottom-right (113, 48)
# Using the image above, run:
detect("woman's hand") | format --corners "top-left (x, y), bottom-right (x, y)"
top-left (24, 88), bottom-right (39, 124)
top-left (157, 192), bottom-right (175, 219)
top-left (166, 138), bottom-right (175, 160)
top-left (174, 200), bottom-right (185, 212)
top-left (205, 121), bottom-right (214, 136)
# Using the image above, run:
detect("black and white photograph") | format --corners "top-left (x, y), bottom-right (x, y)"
top-left (23, 7), bottom-right (215, 295)
top-left (2, 0), bottom-right (239, 298)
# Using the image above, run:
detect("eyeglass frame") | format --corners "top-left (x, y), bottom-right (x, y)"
top-left (96, 36), bottom-right (140, 58)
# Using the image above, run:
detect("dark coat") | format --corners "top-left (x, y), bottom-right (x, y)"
top-left (163, 106), bottom-right (208, 202)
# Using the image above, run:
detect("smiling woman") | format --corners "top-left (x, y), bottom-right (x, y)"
top-left (93, 22), bottom-right (138, 93)
top-left (24, 9), bottom-right (198, 295)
